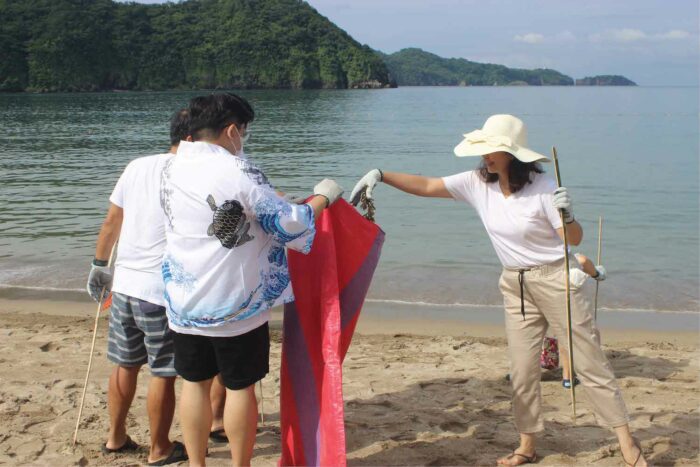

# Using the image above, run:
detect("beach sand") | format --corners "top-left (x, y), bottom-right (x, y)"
top-left (0, 298), bottom-right (697, 466)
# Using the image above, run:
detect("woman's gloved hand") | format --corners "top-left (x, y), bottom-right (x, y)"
top-left (349, 169), bottom-right (383, 206)
top-left (553, 187), bottom-right (574, 223)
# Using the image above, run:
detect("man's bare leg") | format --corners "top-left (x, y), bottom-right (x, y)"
top-left (106, 365), bottom-right (141, 450)
top-left (224, 384), bottom-right (258, 466)
top-left (180, 378), bottom-right (213, 467)
top-left (210, 375), bottom-right (226, 435)
top-left (146, 375), bottom-right (176, 463)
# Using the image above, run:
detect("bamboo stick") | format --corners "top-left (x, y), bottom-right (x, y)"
top-left (594, 216), bottom-right (603, 320)
top-left (73, 242), bottom-right (118, 447)
top-left (551, 147), bottom-right (577, 422)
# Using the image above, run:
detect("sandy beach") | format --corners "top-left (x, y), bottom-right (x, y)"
top-left (0, 297), bottom-right (697, 466)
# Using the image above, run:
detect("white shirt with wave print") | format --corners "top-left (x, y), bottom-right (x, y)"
top-left (160, 141), bottom-right (315, 337)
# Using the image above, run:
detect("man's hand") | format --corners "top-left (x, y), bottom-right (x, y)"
top-left (313, 179), bottom-right (344, 207)
top-left (349, 169), bottom-right (382, 206)
top-left (87, 260), bottom-right (113, 302)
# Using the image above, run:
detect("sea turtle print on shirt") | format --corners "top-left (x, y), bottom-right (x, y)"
top-left (206, 194), bottom-right (254, 249)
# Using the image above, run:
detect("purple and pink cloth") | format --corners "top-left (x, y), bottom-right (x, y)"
top-left (280, 200), bottom-right (385, 466)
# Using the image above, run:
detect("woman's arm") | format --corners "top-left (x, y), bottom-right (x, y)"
top-left (350, 169), bottom-right (454, 204)
top-left (382, 171), bottom-right (453, 198)
top-left (556, 221), bottom-right (583, 246)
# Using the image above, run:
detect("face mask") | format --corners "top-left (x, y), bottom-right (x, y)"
top-left (229, 125), bottom-right (248, 157)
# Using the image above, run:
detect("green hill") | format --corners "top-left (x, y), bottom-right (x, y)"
top-left (382, 48), bottom-right (574, 86)
top-left (0, 0), bottom-right (393, 92)
top-left (576, 75), bottom-right (637, 86)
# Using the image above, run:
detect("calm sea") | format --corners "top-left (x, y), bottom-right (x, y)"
top-left (1, 87), bottom-right (698, 313)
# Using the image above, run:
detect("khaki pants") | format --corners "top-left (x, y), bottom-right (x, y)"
top-left (499, 257), bottom-right (629, 433)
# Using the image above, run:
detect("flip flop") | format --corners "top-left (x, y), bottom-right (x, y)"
top-left (102, 435), bottom-right (140, 454)
top-left (148, 441), bottom-right (188, 466)
top-left (499, 451), bottom-right (537, 465)
top-left (622, 437), bottom-right (643, 467)
top-left (209, 428), bottom-right (228, 443)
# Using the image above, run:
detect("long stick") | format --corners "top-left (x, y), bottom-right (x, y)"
top-left (552, 147), bottom-right (577, 422)
top-left (73, 243), bottom-right (118, 447)
top-left (594, 216), bottom-right (603, 320)
top-left (259, 380), bottom-right (265, 426)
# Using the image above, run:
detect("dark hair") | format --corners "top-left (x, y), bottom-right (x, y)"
top-left (478, 154), bottom-right (544, 193)
top-left (169, 108), bottom-right (190, 146)
top-left (187, 93), bottom-right (255, 141)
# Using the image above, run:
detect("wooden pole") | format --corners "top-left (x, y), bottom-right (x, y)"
top-left (594, 216), bottom-right (603, 320)
top-left (259, 380), bottom-right (265, 426)
top-left (551, 147), bottom-right (577, 422)
top-left (73, 242), bottom-right (118, 447)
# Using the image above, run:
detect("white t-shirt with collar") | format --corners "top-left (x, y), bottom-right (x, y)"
top-left (442, 170), bottom-right (564, 269)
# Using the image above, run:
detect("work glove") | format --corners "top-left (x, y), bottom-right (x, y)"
top-left (349, 169), bottom-right (382, 206)
top-left (87, 259), bottom-right (113, 302)
top-left (592, 265), bottom-right (607, 282)
top-left (552, 187), bottom-right (574, 223)
top-left (313, 179), bottom-right (344, 207)
top-left (282, 193), bottom-right (307, 204)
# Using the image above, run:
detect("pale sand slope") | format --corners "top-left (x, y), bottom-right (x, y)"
top-left (0, 299), bottom-right (697, 466)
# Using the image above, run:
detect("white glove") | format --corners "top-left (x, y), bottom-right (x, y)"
top-left (283, 193), bottom-right (307, 204)
top-left (593, 265), bottom-right (607, 282)
top-left (86, 260), bottom-right (113, 302)
top-left (552, 187), bottom-right (574, 223)
top-left (313, 179), bottom-right (344, 207)
top-left (349, 169), bottom-right (382, 206)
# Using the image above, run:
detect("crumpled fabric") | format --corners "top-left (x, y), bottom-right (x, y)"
top-left (279, 200), bottom-right (385, 467)
top-left (463, 129), bottom-right (514, 147)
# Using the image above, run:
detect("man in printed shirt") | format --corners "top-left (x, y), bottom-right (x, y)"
top-left (87, 110), bottom-right (190, 465)
top-left (160, 93), bottom-right (343, 465)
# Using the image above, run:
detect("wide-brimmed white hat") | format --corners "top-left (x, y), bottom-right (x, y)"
top-left (453, 114), bottom-right (549, 163)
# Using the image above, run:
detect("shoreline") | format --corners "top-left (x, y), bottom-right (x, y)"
top-left (1, 296), bottom-right (697, 344)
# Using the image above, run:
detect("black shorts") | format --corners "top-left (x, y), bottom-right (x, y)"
top-left (173, 322), bottom-right (270, 390)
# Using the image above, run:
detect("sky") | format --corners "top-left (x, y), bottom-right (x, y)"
top-left (119, 0), bottom-right (699, 85)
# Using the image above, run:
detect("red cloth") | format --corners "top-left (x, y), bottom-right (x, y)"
top-left (279, 200), bottom-right (384, 466)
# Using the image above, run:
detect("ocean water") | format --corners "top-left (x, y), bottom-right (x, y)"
top-left (0, 87), bottom-right (698, 312)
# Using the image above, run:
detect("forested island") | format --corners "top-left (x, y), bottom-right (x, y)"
top-left (0, 0), bottom-right (636, 92)
top-left (576, 75), bottom-right (637, 86)
top-left (382, 48), bottom-right (574, 86)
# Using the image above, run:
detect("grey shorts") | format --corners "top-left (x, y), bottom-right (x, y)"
top-left (107, 292), bottom-right (176, 377)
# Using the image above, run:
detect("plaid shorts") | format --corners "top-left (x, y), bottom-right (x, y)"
top-left (107, 292), bottom-right (176, 377)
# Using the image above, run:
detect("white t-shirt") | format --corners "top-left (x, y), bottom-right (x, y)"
top-left (161, 141), bottom-right (315, 337)
top-left (109, 153), bottom-right (172, 305)
top-left (442, 170), bottom-right (564, 269)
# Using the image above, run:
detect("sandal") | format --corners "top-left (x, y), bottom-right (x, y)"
top-left (498, 451), bottom-right (538, 465)
top-left (148, 441), bottom-right (188, 466)
top-left (622, 438), bottom-right (643, 467)
top-left (102, 435), bottom-right (140, 454)
top-left (209, 428), bottom-right (228, 443)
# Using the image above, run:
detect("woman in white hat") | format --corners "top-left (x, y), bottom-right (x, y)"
top-left (349, 114), bottom-right (646, 467)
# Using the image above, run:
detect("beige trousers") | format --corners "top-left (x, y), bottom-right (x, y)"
top-left (499, 257), bottom-right (629, 433)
